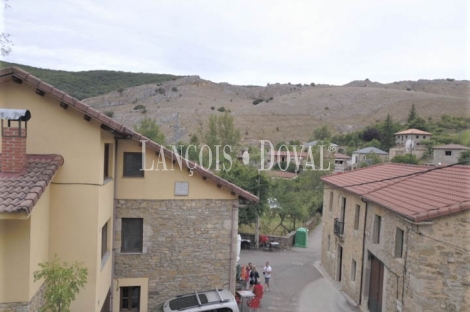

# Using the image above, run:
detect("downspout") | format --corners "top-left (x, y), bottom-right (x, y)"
top-left (359, 197), bottom-right (368, 306)
top-left (229, 201), bottom-right (238, 293)
top-left (110, 137), bottom-right (119, 312)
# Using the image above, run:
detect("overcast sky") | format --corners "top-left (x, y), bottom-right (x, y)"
top-left (1, 0), bottom-right (468, 86)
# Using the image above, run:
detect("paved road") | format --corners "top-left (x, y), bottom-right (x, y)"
top-left (239, 223), bottom-right (360, 312)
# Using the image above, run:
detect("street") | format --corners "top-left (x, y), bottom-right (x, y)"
top-left (239, 223), bottom-right (360, 312)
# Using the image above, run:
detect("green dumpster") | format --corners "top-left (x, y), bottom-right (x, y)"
top-left (294, 227), bottom-right (308, 248)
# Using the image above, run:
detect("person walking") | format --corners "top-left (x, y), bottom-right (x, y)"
top-left (245, 262), bottom-right (252, 290)
top-left (249, 265), bottom-right (260, 291)
top-left (263, 261), bottom-right (272, 291)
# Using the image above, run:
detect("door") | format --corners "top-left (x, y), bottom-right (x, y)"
top-left (337, 245), bottom-right (343, 281)
top-left (368, 255), bottom-right (384, 312)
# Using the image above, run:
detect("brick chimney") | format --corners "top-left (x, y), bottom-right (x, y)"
top-left (0, 109), bottom-right (31, 174)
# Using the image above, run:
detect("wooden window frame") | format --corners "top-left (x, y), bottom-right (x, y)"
top-left (123, 152), bottom-right (144, 177)
top-left (395, 227), bottom-right (404, 258)
top-left (373, 215), bottom-right (381, 244)
top-left (120, 286), bottom-right (140, 311)
top-left (354, 205), bottom-right (360, 230)
top-left (104, 143), bottom-right (110, 179)
top-left (121, 218), bottom-right (143, 253)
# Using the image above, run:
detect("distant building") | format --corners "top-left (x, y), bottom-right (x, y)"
top-left (351, 147), bottom-right (388, 165)
top-left (433, 144), bottom-right (469, 165)
top-left (333, 153), bottom-right (351, 172)
top-left (394, 128), bottom-right (432, 146)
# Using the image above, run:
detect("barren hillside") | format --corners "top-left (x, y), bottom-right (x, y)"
top-left (83, 77), bottom-right (469, 145)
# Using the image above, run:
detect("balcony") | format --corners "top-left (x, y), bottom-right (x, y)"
top-left (334, 218), bottom-right (344, 238)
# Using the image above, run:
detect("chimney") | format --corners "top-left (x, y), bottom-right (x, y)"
top-left (0, 109), bottom-right (31, 173)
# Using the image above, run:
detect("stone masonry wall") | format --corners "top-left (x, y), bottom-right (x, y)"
top-left (403, 210), bottom-right (470, 312)
top-left (0, 282), bottom-right (45, 312)
top-left (321, 186), bottom-right (365, 304)
top-left (114, 199), bottom-right (238, 311)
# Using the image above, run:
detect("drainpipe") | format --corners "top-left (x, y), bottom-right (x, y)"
top-left (229, 202), bottom-right (238, 293)
top-left (358, 197), bottom-right (368, 306)
top-left (110, 138), bottom-right (119, 312)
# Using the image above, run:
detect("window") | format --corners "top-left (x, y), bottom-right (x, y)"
top-left (373, 215), bottom-right (381, 244)
top-left (445, 151), bottom-right (452, 156)
top-left (354, 205), bottom-right (360, 230)
top-left (121, 218), bottom-right (143, 253)
top-left (329, 192), bottom-right (333, 211)
top-left (120, 286), bottom-right (140, 311)
top-left (123, 152), bottom-right (144, 177)
top-left (104, 144), bottom-right (110, 179)
top-left (395, 228), bottom-right (404, 258)
top-left (415, 135), bottom-right (419, 139)
top-left (351, 259), bottom-right (356, 281)
top-left (340, 197), bottom-right (346, 222)
top-left (101, 222), bottom-right (108, 259)
top-left (327, 234), bottom-right (331, 251)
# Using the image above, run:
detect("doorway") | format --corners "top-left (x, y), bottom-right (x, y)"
top-left (368, 255), bottom-right (384, 312)
top-left (337, 245), bottom-right (343, 281)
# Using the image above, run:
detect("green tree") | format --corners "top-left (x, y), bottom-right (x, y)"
top-left (358, 152), bottom-right (383, 168)
top-left (134, 117), bottom-right (166, 144)
top-left (407, 116), bottom-right (428, 131)
top-left (204, 112), bottom-right (241, 162)
top-left (458, 150), bottom-right (470, 164)
top-left (379, 114), bottom-right (396, 151)
top-left (310, 125), bottom-right (331, 141)
top-left (391, 154), bottom-right (419, 164)
top-left (219, 162), bottom-right (270, 225)
top-left (408, 104), bottom-right (417, 123)
top-left (33, 256), bottom-right (88, 312)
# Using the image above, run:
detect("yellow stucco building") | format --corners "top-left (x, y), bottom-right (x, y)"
top-left (0, 67), bottom-right (257, 312)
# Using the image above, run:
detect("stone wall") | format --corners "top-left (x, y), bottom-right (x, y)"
top-left (403, 210), bottom-right (470, 312)
top-left (114, 199), bottom-right (238, 311)
top-left (321, 186), bottom-right (365, 304)
top-left (0, 283), bottom-right (45, 312)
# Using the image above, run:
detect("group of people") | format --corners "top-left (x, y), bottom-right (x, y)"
top-left (244, 261), bottom-right (272, 292)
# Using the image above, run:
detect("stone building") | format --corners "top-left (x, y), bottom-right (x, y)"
top-left (0, 67), bottom-right (258, 312)
top-left (433, 144), bottom-right (469, 165)
top-left (321, 163), bottom-right (469, 312)
top-left (394, 128), bottom-right (432, 146)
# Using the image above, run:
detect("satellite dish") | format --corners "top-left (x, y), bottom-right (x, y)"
top-left (404, 139), bottom-right (415, 153)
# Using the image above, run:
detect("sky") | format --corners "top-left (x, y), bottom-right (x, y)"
top-left (1, 0), bottom-right (468, 86)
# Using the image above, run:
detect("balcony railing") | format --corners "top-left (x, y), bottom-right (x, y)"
top-left (334, 218), bottom-right (344, 237)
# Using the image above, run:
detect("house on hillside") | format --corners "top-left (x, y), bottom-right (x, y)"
top-left (321, 163), bottom-right (470, 312)
top-left (351, 147), bottom-right (388, 165)
top-left (333, 153), bottom-right (351, 172)
top-left (0, 67), bottom-right (258, 312)
top-left (390, 129), bottom-right (432, 160)
top-left (394, 128), bottom-right (432, 146)
top-left (433, 144), bottom-right (469, 165)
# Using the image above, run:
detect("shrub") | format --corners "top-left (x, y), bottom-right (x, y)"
top-left (211, 106), bottom-right (215, 110)
top-left (217, 106), bottom-right (226, 112)
top-left (104, 111), bottom-right (114, 118)
top-left (134, 104), bottom-right (145, 110)
top-left (325, 107), bottom-right (329, 110)
top-left (253, 99), bottom-right (264, 105)
top-left (117, 87), bottom-right (124, 95)
top-left (172, 86), bottom-right (178, 92)
top-left (156, 87), bottom-right (165, 94)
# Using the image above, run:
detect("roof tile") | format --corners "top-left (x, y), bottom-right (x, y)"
top-left (322, 163), bottom-right (470, 222)
top-left (0, 154), bottom-right (64, 214)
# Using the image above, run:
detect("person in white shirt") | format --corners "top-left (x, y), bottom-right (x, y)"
top-left (263, 261), bottom-right (272, 291)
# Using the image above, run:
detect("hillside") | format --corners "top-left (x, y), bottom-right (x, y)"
top-left (1, 62), bottom-right (468, 145)
top-left (83, 76), bottom-right (469, 145)
top-left (0, 61), bottom-right (180, 100)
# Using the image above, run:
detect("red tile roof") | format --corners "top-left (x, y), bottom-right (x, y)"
top-left (395, 128), bottom-right (432, 135)
top-left (322, 163), bottom-right (470, 222)
top-left (334, 153), bottom-right (351, 160)
top-left (267, 171), bottom-right (298, 179)
top-left (0, 67), bottom-right (258, 202)
top-left (0, 154), bottom-right (64, 213)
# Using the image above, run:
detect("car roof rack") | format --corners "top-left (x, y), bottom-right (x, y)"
top-left (175, 288), bottom-right (230, 311)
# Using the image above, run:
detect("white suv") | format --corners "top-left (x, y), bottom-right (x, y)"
top-left (154, 288), bottom-right (240, 312)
